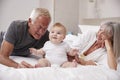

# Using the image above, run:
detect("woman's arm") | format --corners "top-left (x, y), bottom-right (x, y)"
top-left (105, 39), bottom-right (117, 70)
top-left (75, 55), bottom-right (96, 65)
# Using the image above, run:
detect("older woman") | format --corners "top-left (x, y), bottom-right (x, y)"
top-left (72, 21), bottom-right (120, 70)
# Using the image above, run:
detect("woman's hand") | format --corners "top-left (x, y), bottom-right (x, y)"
top-left (85, 60), bottom-right (96, 65)
top-left (97, 30), bottom-right (112, 48)
top-left (75, 55), bottom-right (96, 65)
top-left (75, 55), bottom-right (86, 65)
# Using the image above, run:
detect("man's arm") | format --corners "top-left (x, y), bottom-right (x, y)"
top-left (0, 40), bottom-right (18, 68)
top-left (0, 40), bottom-right (34, 68)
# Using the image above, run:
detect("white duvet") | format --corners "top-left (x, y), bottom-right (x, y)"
top-left (0, 56), bottom-right (120, 80)
top-left (0, 34), bottom-right (120, 80)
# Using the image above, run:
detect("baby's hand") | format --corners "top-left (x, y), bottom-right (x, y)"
top-left (69, 48), bottom-right (79, 56)
top-left (29, 48), bottom-right (45, 57)
top-left (29, 48), bottom-right (37, 55)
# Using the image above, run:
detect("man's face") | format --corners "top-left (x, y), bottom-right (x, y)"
top-left (28, 16), bottom-right (50, 40)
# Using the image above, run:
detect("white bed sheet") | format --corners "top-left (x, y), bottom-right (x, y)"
top-left (0, 34), bottom-right (120, 80)
top-left (0, 56), bottom-right (120, 80)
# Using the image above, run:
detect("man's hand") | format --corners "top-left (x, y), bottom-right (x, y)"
top-left (17, 61), bottom-right (34, 68)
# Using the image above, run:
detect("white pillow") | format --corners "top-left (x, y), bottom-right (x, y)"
top-left (64, 34), bottom-right (78, 47)
top-left (78, 25), bottom-right (100, 34)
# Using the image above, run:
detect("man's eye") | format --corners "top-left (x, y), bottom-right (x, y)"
top-left (37, 26), bottom-right (41, 29)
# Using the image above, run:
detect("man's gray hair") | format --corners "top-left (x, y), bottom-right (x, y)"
top-left (30, 8), bottom-right (51, 21)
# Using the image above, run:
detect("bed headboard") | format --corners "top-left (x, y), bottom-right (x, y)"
top-left (81, 17), bottom-right (120, 25)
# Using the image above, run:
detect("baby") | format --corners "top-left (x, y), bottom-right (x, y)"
top-left (30, 23), bottom-right (77, 68)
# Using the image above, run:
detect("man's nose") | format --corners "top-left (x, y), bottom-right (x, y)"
top-left (38, 29), bottom-right (46, 34)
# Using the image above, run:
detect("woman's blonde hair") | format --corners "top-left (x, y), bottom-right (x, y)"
top-left (101, 21), bottom-right (120, 59)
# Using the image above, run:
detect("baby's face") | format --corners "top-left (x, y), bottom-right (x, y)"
top-left (49, 27), bottom-right (66, 44)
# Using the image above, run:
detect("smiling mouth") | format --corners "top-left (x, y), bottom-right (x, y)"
top-left (52, 37), bottom-right (57, 39)
top-left (35, 33), bottom-right (41, 38)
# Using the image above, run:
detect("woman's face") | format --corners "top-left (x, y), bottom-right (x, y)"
top-left (97, 25), bottom-right (105, 41)
top-left (28, 16), bottom-right (50, 40)
top-left (97, 25), bottom-right (112, 42)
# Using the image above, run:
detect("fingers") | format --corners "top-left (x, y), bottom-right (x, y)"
top-left (21, 61), bottom-right (34, 68)
top-left (85, 60), bottom-right (96, 65)
top-left (29, 48), bottom-right (37, 54)
top-left (35, 64), bottom-right (42, 68)
top-left (69, 49), bottom-right (79, 56)
top-left (18, 61), bottom-right (34, 68)
top-left (17, 63), bottom-right (26, 68)
top-left (75, 55), bottom-right (81, 63)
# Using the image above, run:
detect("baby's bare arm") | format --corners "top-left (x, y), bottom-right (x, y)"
top-left (68, 48), bottom-right (79, 56)
top-left (29, 48), bottom-right (45, 56)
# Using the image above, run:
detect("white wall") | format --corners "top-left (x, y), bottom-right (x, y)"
top-left (0, 0), bottom-right (40, 31)
top-left (54, 0), bottom-right (79, 34)
top-left (1, 0), bottom-right (120, 33)
top-left (99, 0), bottom-right (120, 18)
top-left (39, 0), bottom-right (54, 30)
top-left (0, 0), bottom-right (79, 34)
top-left (79, 0), bottom-right (120, 20)
top-left (39, 0), bottom-right (79, 34)
top-left (79, 0), bottom-right (120, 26)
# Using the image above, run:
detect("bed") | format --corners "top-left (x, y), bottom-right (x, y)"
top-left (0, 25), bottom-right (120, 80)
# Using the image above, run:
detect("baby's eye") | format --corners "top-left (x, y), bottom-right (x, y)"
top-left (57, 32), bottom-right (61, 34)
top-left (51, 31), bottom-right (54, 33)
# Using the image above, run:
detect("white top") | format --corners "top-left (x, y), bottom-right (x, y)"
top-left (42, 41), bottom-right (70, 65)
top-left (72, 30), bottom-right (109, 68)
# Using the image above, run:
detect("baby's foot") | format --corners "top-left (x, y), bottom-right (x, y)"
top-left (72, 60), bottom-right (77, 67)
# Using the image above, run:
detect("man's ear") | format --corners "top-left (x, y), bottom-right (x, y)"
top-left (28, 18), bottom-right (32, 23)
top-left (28, 18), bottom-right (32, 28)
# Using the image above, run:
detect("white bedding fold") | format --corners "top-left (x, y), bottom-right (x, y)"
top-left (0, 56), bottom-right (120, 80)
top-left (0, 64), bottom-right (119, 80)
